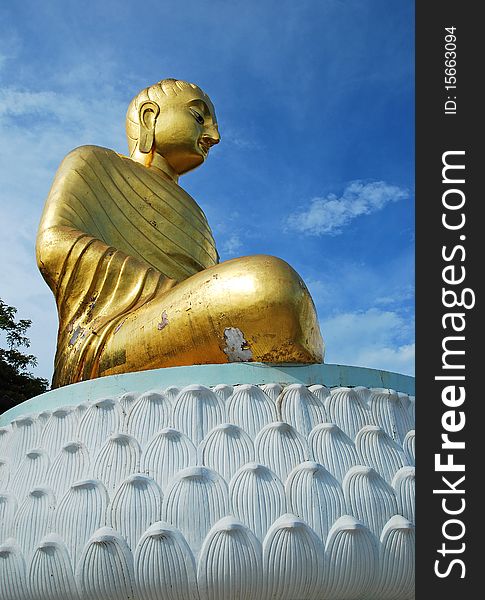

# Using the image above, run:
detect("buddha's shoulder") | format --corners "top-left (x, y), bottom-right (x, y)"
top-left (58, 145), bottom-right (129, 171)
top-left (62, 144), bottom-right (126, 162)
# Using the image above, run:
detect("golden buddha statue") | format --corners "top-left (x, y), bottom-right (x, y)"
top-left (36, 79), bottom-right (324, 388)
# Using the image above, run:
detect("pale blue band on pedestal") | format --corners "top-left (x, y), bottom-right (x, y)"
top-left (0, 363), bottom-right (414, 425)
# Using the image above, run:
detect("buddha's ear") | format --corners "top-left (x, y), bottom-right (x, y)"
top-left (138, 101), bottom-right (160, 153)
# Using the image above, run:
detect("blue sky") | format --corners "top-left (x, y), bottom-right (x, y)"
top-left (0, 0), bottom-right (414, 381)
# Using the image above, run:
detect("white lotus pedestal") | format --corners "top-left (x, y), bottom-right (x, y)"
top-left (0, 362), bottom-right (415, 600)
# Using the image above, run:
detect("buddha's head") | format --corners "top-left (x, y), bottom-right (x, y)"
top-left (126, 78), bottom-right (220, 176)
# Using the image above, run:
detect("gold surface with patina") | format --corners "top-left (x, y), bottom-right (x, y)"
top-left (36, 78), bottom-right (324, 388)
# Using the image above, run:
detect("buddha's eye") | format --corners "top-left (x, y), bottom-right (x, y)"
top-left (190, 109), bottom-right (204, 124)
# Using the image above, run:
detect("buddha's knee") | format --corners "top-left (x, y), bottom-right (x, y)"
top-left (220, 254), bottom-right (316, 324)
top-left (224, 255), bottom-right (323, 362)
top-left (246, 254), bottom-right (313, 309)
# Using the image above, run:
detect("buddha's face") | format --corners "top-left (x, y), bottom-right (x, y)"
top-left (153, 89), bottom-right (220, 175)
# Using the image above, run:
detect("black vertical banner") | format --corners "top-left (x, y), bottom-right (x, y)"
top-left (416, 2), bottom-right (480, 598)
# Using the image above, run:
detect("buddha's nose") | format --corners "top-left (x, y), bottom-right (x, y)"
top-left (202, 125), bottom-right (220, 147)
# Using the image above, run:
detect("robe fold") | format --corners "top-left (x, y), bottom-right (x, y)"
top-left (36, 145), bottom-right (218, 387)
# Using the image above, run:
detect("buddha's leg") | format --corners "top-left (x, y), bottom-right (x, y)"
top-left (97, 254), bottom-right (324, 377)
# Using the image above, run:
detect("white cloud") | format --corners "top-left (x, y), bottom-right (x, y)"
top-left (320, 308), bottom-right (414, 375)
top-left (0, 86), bottom-right (126, 144)
top-left (221, 234), bottom-right (243, 255)
top-left (354, 343), bottom-right (415, 375)
top-left (286, 180), bottom-right (409, 235)
top-left (0, 89), bottom-right (65, 116)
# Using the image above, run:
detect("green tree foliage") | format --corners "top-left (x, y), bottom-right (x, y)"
top-left (0, 298), bottom-right (49, 411)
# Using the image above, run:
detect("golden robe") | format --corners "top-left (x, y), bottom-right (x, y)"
top-left (37, 145), bottom-right (218, 387)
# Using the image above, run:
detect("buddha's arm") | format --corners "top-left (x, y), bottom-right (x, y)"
top-left (37, 224), bottom-right (173, 326)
